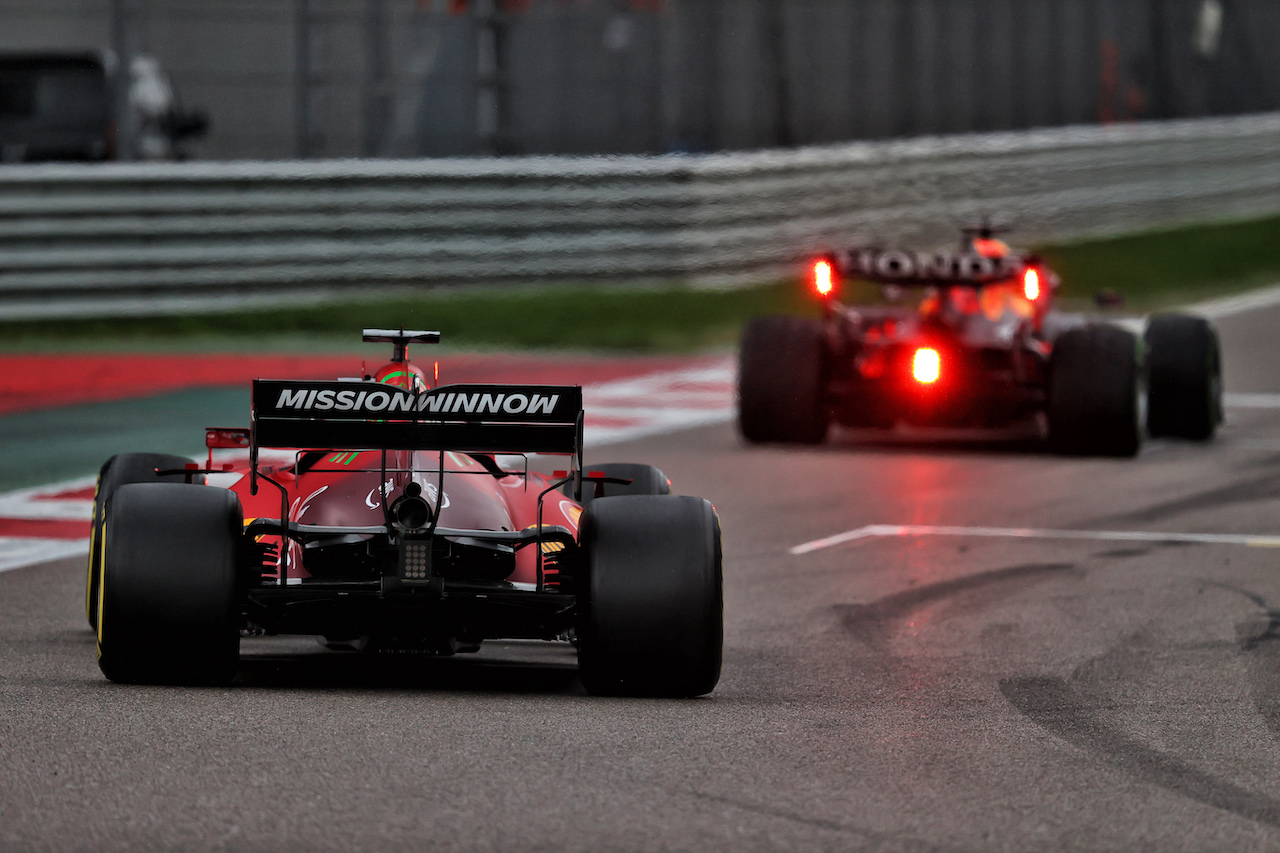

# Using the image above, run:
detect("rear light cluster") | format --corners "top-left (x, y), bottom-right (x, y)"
top-left (1022, 267), bottom-right (1041, 301)
top-left (912, 348), bottom-right (941, 384)
top-left (399, 540), bottom-right (431, 580)
top-left (813, 259), bottom-right (835, 296)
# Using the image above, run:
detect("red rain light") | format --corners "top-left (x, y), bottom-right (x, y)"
top-left (1023, 267), bottom-right (1041, 301)
top-left (814, 259), bottom-right (834, 296)
top-left (912, 348), bottom-right (941, 384)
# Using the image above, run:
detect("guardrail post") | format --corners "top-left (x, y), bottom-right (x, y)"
top-left (295, 0), bottom-right (314, 158)
top-left (474, 0), bottom-right (505, 155)
top-left (110, 0), bottom-right (139, 162)
top-left (363, 0), bottom-right (390, 157)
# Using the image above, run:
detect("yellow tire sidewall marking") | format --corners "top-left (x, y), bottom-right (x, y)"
top-left (95, 520), bottom-right (107, 659)
top-left (85, 478), bottom-right (101, 623)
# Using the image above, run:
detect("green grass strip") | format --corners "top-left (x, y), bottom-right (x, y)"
top-left (1037, 213), bottom-right (1280, 310)
top-left (0, 282), bottom-right (817, 354)
top-left (3, 213), bottom-right (1278, 353)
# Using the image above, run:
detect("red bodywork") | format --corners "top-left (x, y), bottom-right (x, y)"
top-left (228, 447), bottom-right (581, 588)
top-left (202, 349), bottom-right (583, 590)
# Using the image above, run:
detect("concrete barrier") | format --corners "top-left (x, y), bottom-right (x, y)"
top-left (1, 112), bottom-right (1278, 319)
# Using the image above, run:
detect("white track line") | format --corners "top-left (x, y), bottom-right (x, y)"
top-left (1184, 283), bottom-right (1280, 319)
top-left (0, 537), bottom-right (87, 573)
top-left (0, 475), bottom-right (97, 521)
top-left (1224, 393), bottom-right (1280, 409)
top-left (582, 359), bottom-right (735, 447)
top-left (1088, 278), bottom-right (1280, 342)
top-left (790, 523), bottom-right (1280, 556)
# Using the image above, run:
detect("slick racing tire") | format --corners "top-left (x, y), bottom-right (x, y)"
top-left (97, 483), bottom-right (242, 685)
top-left (577, 495), bottom-right (722, 698)
top-left (563, 462), bottom-right (671, 506)
top-left (87, 453), bottom-right (204, 630)
top-left (1145, 313), bottom-right (1222, 441)
top-left (738, 315), bottom-right (828, 444)
top-left (1048, 324), bottom-right (1144, 457)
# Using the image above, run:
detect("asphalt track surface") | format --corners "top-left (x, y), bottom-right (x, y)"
top-left (5, 308), bottom-right (1280, 851)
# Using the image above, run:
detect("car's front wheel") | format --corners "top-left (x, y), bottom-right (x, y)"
top-left (86, 453), bottom-right (203, 630)
top-left (563, 462), bottom-right (671, 506)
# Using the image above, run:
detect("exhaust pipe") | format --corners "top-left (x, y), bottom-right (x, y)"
top-left (391, 482), bottom-right (433, 532)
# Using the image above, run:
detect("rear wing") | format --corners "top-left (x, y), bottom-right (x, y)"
top-left (824, 248), bottom-right (1033, 287)
top-left (251, 379), bottom-right (583, 455)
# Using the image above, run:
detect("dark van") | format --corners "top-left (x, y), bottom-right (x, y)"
top-left (0, 52), bottom-right (112, 162)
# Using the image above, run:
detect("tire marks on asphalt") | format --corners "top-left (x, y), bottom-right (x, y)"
top-left (685, 789), bottom-right (968, 853)
top-left (835, 562), bottom-right (1080, 647)
top-left (1100, 471), bottom-right (1280, 526)
top-left (1207, 584), bottom-right (1280, 758)
top-left (1000, 675), bottom-right (1280, 829)
top-left (1000, 581), bottom-right (1280, 832)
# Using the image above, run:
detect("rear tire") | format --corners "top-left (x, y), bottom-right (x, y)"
top-left (564, 462), bottom-right (671, 506)
top-left (97, 483), bottom-right (242, 685)
top-left (577, 495), bottom-right (722, 697)
top-left (1048, 324), bottom-right (1144, 457)
top-left (86, 453), bottom-right (203, 629)
top-left (1146, 313), bottom-right (1222, 440)
top-left (737, 315), bottom-right (828, 444)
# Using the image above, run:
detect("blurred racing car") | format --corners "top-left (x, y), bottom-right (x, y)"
top-left (738, 228), bottom-right (1222, 455)
top-left (86, 329), bottom-right (722, 697)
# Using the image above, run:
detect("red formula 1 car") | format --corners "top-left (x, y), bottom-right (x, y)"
top-left (738, 229), bottom-right (1222, 455)
top-left (86, 330), bottom-right (722, 696)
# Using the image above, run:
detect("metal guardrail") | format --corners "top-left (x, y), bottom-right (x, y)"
top-left (1, 112), bottom-right (1279, 320)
